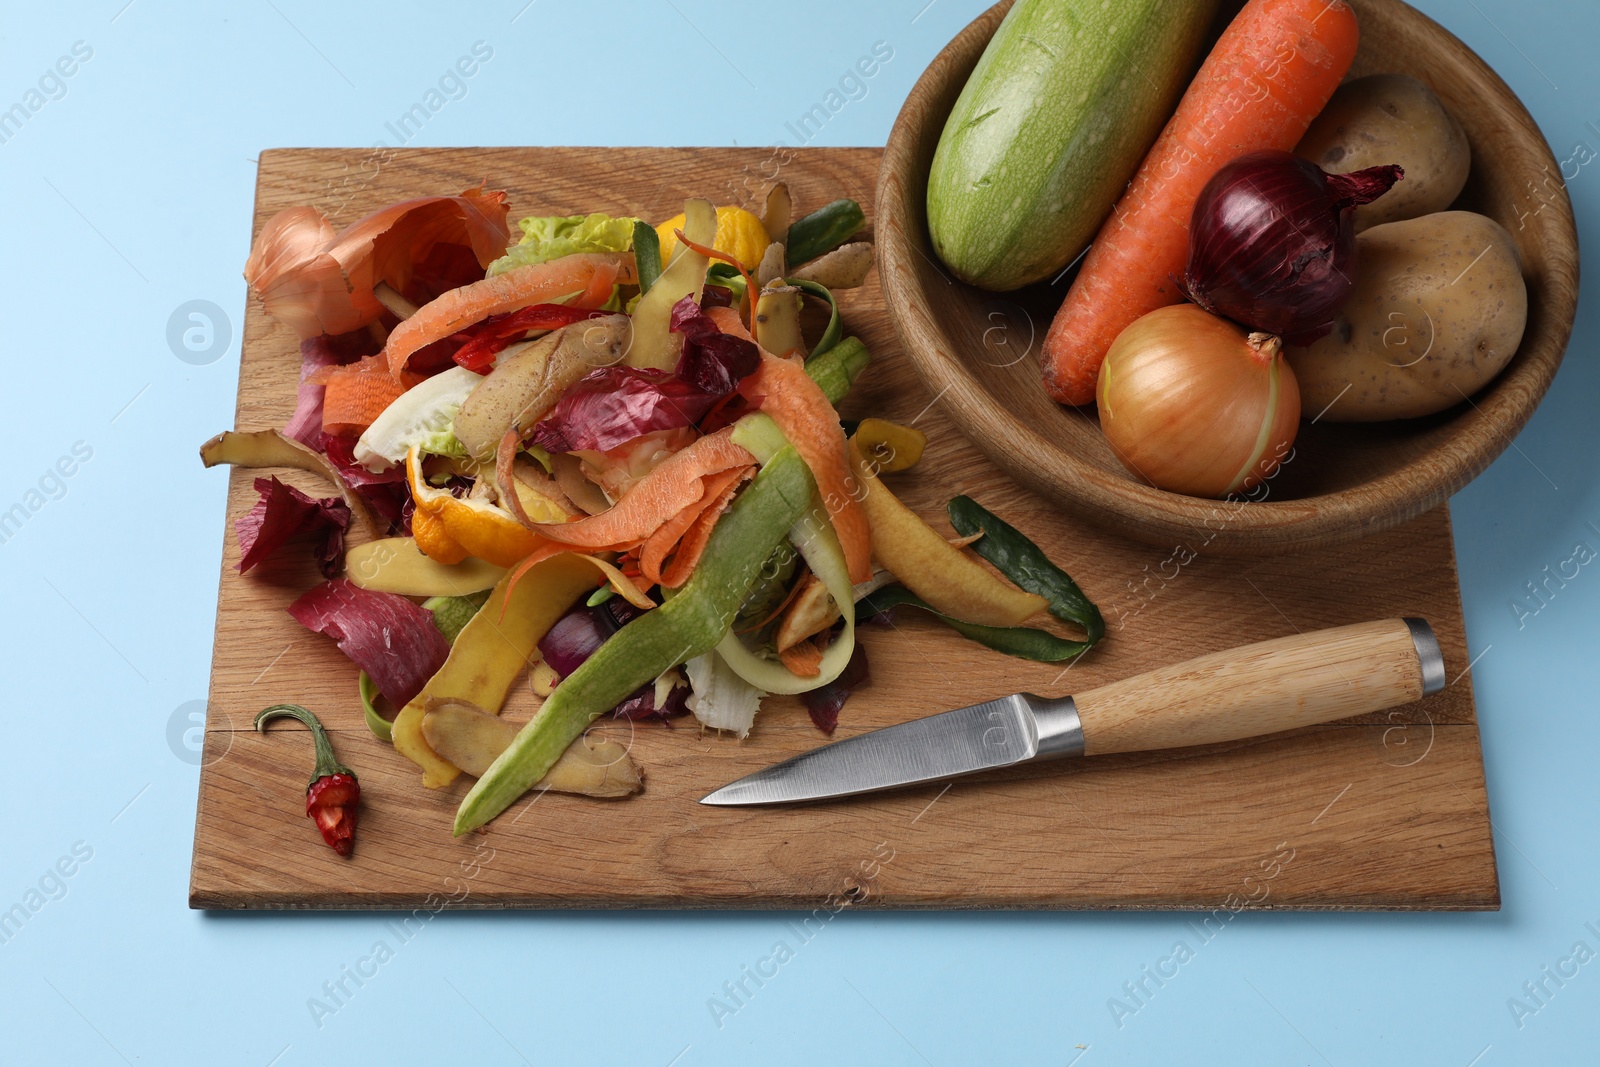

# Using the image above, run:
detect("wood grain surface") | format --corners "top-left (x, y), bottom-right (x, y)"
top-left (190, 146), bottom-right (1498, 911)
top-left (876, 0), bottom-right (1579, 554)
top-left (1075, 618), bottom-right (1430, 755)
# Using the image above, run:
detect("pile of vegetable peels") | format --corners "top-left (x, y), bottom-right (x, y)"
top-left (207, 180), bottom-right (1104, 840)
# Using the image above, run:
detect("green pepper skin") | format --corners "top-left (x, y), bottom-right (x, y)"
top-left (859, 584), bottom-right (1093, 663)
top-left (786, 199), bottom-right (865, 267)
top-left (947, 495), bottom-right (1105, 644)
top-left (454, 446), bottom-right (814, 835)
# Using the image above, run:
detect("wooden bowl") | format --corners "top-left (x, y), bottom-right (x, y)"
top-left (876, 0), bottom-right (1578, 555)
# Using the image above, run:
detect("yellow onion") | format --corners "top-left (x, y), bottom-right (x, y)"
top-left (1097, 305), bottom-right (1299, 498)
top-left (244, 188), bottom-right (512, 339)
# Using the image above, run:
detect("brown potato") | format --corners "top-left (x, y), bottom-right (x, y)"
top-left (1287, 211), bottom-right (1526, 421)
top-left (422, 697), bottom-right (642, 796)
top-left (789, 241), bottom-right (875, 290)
top-left (421, 698), bottom-right (517, 778)
top-left (452, 315), bottom-right (632, 460)
top-left (452, 330), bottom-right (563, 461)
top-left (1297, 74), bottom-right (1470, 232)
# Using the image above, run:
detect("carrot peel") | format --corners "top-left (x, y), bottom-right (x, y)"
top-left (744, 354), bottom-right (872, 583)
top-left (660, 467), bottom-right (752, 588)
top-left (638, 464), bottom-right (753, 586)
top-left (321, 355), bottom-right (406, 436)
top-left (531, 430), bottom-right (755, 550)
top-left (383, 252), bottom-right (635, 380)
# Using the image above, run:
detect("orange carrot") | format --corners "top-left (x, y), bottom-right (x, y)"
top-left (321, 355), bottom-right (406, 435)
top-left (777, 638), bottom-right (823, 678)
top-left (638, 465), bottom-right (752, 586)
top-left (383, 252), bottom-right (636, 379)
top-left (659, 467), bottom-right (751, 588)
top-left (705, 304), bottom-right (752, 341)
top-left (532, 430), bottom-right (755, 550)
top-left (746, 353), bottom-right (873, 583)
top-left (676, 229), bottom-right (758, 325)
top-left (1041, 0), bottom-right (1360, 406)
top-left (573, 259), bottom-right (621, 308)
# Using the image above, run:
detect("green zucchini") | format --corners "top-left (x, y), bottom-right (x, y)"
top-left (423, 590), bottom-right (490, 645)
top-left (358, 672), bottom-right (392, 742)
top-left (786, 199), bottom-right (865, 266)
top-left (788, 278), bottom-right (841, 357)
top-left (926, 0), bottom-right (1219, 291)
top-left (454, 446), bottom-right (813, 834)
top-left (804, 335), bottom-right (869, 405)
top-left (946, 495), bottom-right (1103, 643)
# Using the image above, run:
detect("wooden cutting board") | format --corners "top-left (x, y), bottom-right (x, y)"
top-left (190, 147), bottom-right (1498, 910)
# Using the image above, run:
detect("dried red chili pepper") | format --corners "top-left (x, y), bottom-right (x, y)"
top-left (254, 704), bottom-right (360, 857)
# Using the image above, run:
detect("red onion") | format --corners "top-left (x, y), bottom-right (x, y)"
top-left (1183, 151), bottom-right (1402, 345)
top-left (537, 605), bottom-right (612, 677)
top-left (536, 600), bottom-right (687, 721)
top-left (612, 680), bottom-right (690, 722)
top-left (699, 284), bottom-right (735, 309)
top-left (537, 599), bottom-right (642, 676)
top-left (288, 579), bottom-right (449, 709)
top-left (237, 476), bottom-right (349, 578)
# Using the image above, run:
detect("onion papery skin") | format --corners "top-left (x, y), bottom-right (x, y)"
top-left (1184, 151), bottom-right (1403, 345)
top-left (244, 189), bottom-right (512, 340)
top-left (1097, 305), bottom-right (1300, 499)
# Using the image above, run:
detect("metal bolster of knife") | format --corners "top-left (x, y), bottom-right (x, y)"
top-left (1403, 617), bottom-right (1446, 695)
top-left (1028, 695), bottom-right (1085, 760)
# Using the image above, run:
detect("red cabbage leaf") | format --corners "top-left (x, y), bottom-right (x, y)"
top-left (287, 578), bottom-right (449, 708)
top-left (530, 296), bottom-right (760, 454)
top-left (236, 476), bottom-right (350, 578)
top-left (321, 433), bottom-right (409, 532)
top-left (670, 295), bottom-right (760, 395)
top-left (529, 368), bottom-right (718, 454)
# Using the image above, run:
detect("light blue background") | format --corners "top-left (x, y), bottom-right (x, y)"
top-left (1, 1), bottom-right (1594, 1063)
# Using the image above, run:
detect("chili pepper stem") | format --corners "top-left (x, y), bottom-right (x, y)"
top-left (255, 704), bottom-right (355, 791)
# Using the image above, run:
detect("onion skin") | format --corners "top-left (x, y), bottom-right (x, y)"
top-left (244, 189), bottom-right (512, 339)
top-left (537, 599), bottom-right (687, 720)
top-left (1184, 151), bottom-right (1403, 344)
top-left (537, 598), bottom-right (645, 677)
top-left (1097, 305), bottom-right (1300, 499)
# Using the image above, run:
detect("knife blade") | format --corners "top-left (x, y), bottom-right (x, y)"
top-left (701, 617), bottom-right (1445, 807)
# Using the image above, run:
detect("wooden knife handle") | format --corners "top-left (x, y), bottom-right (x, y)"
top-left (1073, 618), bottom-right (1445, 757)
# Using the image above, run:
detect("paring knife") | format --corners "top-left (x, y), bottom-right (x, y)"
top-left (700, 617), bottom-right (1446, 807)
